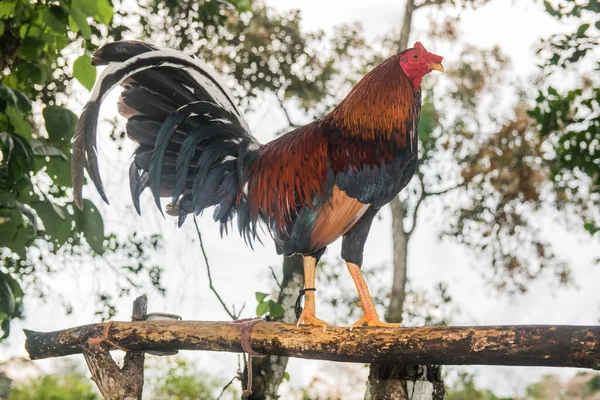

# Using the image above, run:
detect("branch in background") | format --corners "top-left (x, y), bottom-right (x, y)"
top-left (278, 98), bottom-right (302, 130)
top-left (414, 0), bottom-right (446, 10)
top-left (193, 216), bottom-right (244, 320)
top-left (424, 182), bottom-right (466, 197)
top-left (407, 177), bottom-right (426, 238)
top-left (407, 180), bottom-right (466, 238)
top-left (24, 321), bottom-right (600, 370)
top-left (269, 266), bottom-right (282, 290)
top-left (216, 375), bottom-right (237, 400)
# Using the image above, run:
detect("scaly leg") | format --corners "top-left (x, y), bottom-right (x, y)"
top-left (347, 262), bottom-right (400, 328)
top-left (296, 254), bottom-right (329, 328)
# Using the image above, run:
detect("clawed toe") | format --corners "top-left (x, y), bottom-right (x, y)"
top-left (296, 312), bottom-right (330, 332)
top-left (349, 316), bottom-right (401, 330)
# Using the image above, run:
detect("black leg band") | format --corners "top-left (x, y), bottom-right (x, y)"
top-left (294, 288), bottom-right (316, 320)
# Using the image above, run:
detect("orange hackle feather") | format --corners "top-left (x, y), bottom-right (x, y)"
top-left (247, 124), bottom-right (329, 228)
top-left (330, 53), bottom-right (416, 146)
top-left (247, 53), bottom-right (418, 232)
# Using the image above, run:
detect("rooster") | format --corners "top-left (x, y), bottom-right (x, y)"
top-left (72, 40), bottom-right (443, 328)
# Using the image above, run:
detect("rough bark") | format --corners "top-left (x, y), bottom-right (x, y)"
top-left (81, 296), bottom-right (147, 400)
top-left (24, 322), bottom-right (600, 370)
top-left (387, 197), bottom-right (409, 323)
top-left (244, 255), bottom-right (304, 400)
top-left (372, 0), bottom-right (441, 398)
top-left (365, 365), bottom-right (444, 400)
top-left (398, 0), bottom-right (416, 52)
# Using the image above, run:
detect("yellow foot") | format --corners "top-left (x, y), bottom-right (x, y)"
top-left (296, 311), bottom-right (330, 332)
top-left (349, 316), bottom-right (401, 330)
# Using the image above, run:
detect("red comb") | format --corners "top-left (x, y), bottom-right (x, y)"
top-left (414, 42), bottom-right (426, 50)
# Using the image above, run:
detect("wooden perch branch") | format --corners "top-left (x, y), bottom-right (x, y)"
top-left (25, 321), bottom-right (600, 370)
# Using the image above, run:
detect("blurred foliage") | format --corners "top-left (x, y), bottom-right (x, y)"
top-left (135, 0), bottom-right (382, 118)
top-left (144, 357), bottom-right (240, 399)
top-left (446, 371), bottom-right (600, 400)
top-left (446, 373), bottom-right (513, 400)
top-left (1, 357), bottom-right (238, 399)
top-left (530, 0), bottom-right (599, 236)
top-left (417, 1), bottom-right (599, 293)
top-left (0, 0), bottom-right (166, 340)
top-left (8, 373), bottom-right (99, 400)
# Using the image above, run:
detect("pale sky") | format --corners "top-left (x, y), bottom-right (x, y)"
top-left (3, 0), bottom-right (599, 398)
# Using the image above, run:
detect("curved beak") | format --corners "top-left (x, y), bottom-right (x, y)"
top-left (428, 63), bottom-right (444, 73)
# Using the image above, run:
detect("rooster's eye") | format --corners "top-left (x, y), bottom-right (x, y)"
top-left (413, 54), bottom-right (419, 60)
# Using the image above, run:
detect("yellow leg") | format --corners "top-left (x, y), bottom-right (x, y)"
top-left (347, 262), bottom-right (400, 329)
top-left (296, 255), bottom-right (329, 328)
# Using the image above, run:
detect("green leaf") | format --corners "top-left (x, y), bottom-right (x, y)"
top-left (543, 0), bottom-right (559, 17)
top-left (283, 372), bottom-right (290, 382)
top-left (16, 37), bottom-right (44, 61)
top-left (75, 199), bottom-right (105, 254)
top-left (3, 272), bottom-right (23, 300)
top-left (5, 105), bottom-right (32, 139)
top-left (19, 23), bottom-right (44, 39)
top-left (255, 292), bottom-right (269, 303)
top-left (0, 275), bottom-right (16, 316)
top-left (0, 20), bottom-right (5, 36)
top-left (32, 201), bottom-right (72, 247)
top-left (256, 301), bottom-right (269, 317)
top-left (0, 272), bottom-right (23, 340)
top-left (0, 0), bottom-right (17, 19)
top-left (43, 106), bottom-right (78, 145)
top-left (30, 139), bottom-right (68, 159)
top-left (73, 55), bottom-right (96, 91)
top-left (268, 300), bottom-right (284, 318)
top-left (44, 152), bottom-right (72, 187)
top-left (13, 89), bottom-right (32, 113)
top-left (69, 1), bottom-right (92, 39)
top-left (0, 209), bottom-right (30, 259)
top-left (576, 23), bottom-right (590, 37)
top-left (14, 62), bottom-right (48, 85)
top-left (78, 0), bottom-right (97, 16)
top-left (0, 132), bottom-right (34, 185)
top-left (43, 7), bottom-right (68, 34)
top-left (584, 221), bottom-right (599, 236)
top-left (0, 85), bottom-right (18, 112)
top-left (94, 0), bottom-right (114, 25)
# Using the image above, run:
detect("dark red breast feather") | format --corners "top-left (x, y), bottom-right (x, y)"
top-left (247, 53), bottom-right (418, 232)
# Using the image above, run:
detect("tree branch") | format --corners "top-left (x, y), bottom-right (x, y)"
top-left (24, 322), bottom-right (600, 370)
top-left (193, 216), bottom-right (243, 320)
top-left (406, 177), bottom-right (426, 238)
top-left (81, 296), bottom-right (147, 400)
top-left (423, 182), bottom-right (466, 197)
top-left (414, 0), bottom-right (446, 10)
top-left (406, 180), bottom-right (466, 238)
top-left (277, 97), bottom-right (301, 130)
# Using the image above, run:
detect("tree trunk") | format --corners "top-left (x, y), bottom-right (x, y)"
top-left (245, 255), bottom-right (303, 400)
top-left (398, 0), bottom-right (415, 52)
top-left (386, 197), bottom-right (408, 323)
top-left (366, 365), bottom-right (444, 400)
top-left (368, 0), bottom-right (444, 398)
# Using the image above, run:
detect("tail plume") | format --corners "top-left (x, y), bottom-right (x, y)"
top-left (72, 41), bottom-right (260, 242)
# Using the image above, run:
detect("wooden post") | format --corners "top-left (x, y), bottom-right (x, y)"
top-left (81, 296), bottom-right (147, 400)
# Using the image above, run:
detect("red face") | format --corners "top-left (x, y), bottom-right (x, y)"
top-left (399, 42), bottom-right (444, 89)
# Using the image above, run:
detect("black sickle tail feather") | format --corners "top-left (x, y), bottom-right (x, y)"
top-left (72, 40), bottom-right (260, 243)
